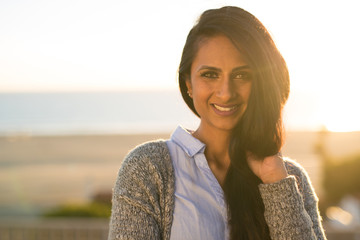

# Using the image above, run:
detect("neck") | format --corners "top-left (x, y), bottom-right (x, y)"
top-left (192, 126), bottom-right (232, 186)
top-left (193, 128), bottom-right (231, 158)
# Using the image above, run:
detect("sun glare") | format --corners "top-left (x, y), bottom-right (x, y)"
top-left (322, 110), bottom-right (360, 133)
top-left (318, 85), bottom-right (360, 132)
top-left (275, 6), bottom-right (360, 133)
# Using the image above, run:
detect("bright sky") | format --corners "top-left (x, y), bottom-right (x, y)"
top-left (1, 0), bottom-right (359, 132)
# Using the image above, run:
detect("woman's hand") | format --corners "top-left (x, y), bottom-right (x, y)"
top-left (247, 152), bottom-right (288, 184)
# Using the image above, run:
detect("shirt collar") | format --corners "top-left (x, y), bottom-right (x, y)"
top-left (170, 125), bottom-right (206, 157)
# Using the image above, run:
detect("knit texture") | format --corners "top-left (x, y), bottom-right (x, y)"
top-left (259, 159), bottom-right (326, 239)
top-left (108, 140), bottom-right (326, 240)
top-left (108, 140), bottom-right (175, 240)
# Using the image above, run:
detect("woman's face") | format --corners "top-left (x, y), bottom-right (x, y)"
top-left (186, 35), bottom-right (252, 133)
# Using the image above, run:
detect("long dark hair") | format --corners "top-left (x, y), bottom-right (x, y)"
top-left (178, 6), bottom-right (290, 240)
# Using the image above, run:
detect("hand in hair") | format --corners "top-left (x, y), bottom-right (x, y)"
top-left (246, 152), bottom-right (288, 184)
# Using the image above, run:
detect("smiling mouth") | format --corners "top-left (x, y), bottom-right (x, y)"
top-left (212, 104), bottom-right (239, 112)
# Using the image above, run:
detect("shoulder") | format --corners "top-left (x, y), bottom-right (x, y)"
top-left (124, 140), bottom-right (170, 164)
top-left (283, 158), bottom-right (318, 201)
top-left (117, 139), bottom-right (174, 188)
top-left (110, 140), bottom-right (176, 239)
top-left (283, 158), bottom-right (308, 178)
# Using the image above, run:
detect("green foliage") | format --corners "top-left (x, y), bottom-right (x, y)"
top-left (43, 202), bottom-right (111, 218)
top-left (323, 154), bottom-right (360, 205)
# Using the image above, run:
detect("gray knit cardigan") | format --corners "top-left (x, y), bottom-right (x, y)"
top-left (108, 140), bottom-right (326, 240)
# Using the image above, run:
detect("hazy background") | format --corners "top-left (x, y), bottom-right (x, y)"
top-left (1, 0), bottom-right (360, 238)
top-left (1, 0), bottom-right (360, 132)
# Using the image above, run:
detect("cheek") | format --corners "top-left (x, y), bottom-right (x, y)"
top-left (192, 80), bottom-right (213, 99)
top-left (241, 83), bottom-right (252, 101)
top-left (191, 82), bottom-right (214, 115)
top-left (192, 88), bottom-right (206, 107)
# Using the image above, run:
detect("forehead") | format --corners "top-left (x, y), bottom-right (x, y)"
top-left (192, 35), bottom-right (248, 71)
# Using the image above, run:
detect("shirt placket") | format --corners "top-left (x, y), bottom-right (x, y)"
top-left (193, 153), bottom-right (228, 222)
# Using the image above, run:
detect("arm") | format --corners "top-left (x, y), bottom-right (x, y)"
top-left (108, 141), bottom-right (174, 240)
top-left (247, 154), bottom-right (326, 239)
top-left (258, 159), bottom-right (326, 240)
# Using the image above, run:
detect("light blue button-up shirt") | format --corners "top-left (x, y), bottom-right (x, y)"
top-left (166, 126), bottom-right (229, 240)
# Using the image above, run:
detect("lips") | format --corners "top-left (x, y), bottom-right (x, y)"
top-left (213, 104), bottom-right (238, 112)
top-left (211, 103), bottom-right (240, 116)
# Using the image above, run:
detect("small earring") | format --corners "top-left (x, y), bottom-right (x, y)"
top-left (187, 90), bottom-right (192, 98)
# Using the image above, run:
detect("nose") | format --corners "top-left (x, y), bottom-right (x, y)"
top-left (216, 78), bottom-right (236, 101)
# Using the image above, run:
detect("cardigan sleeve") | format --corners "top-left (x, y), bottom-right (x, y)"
top-left (258, 159), bottom-right (326, 240)
top-left (108, 141), bottom-right (175, 240)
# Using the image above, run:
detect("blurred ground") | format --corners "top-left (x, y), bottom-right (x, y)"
top-left (0, 131), bottom-right (359, 216)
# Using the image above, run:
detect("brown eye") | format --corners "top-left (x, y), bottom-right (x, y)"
top-left (233, 72), bottom-right (252, 81)
top-left (201, 71), bottom-right (218, 79)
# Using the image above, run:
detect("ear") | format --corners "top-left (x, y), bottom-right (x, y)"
top-left (185, 78), bottom-right (193, 98)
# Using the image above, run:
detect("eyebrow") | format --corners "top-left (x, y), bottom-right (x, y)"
top-left (197, 65), bottom-right (250, 72)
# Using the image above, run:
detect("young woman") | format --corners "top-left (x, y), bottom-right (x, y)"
top-left (108, 6), bottom-right (326, 240)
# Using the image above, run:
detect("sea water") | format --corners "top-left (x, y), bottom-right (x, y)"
top-left (0, 89), bottom-right (323, 135)
top-left (0, 91), bottom-right (200, 135)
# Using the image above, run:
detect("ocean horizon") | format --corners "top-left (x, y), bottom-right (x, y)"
top-left (0, 90), bottom-right (331, 136)
top-left (0, 90), bottom-right (200, 135)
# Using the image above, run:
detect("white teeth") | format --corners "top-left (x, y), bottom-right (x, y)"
top-left (213, 104), bottom-right (237, 112)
